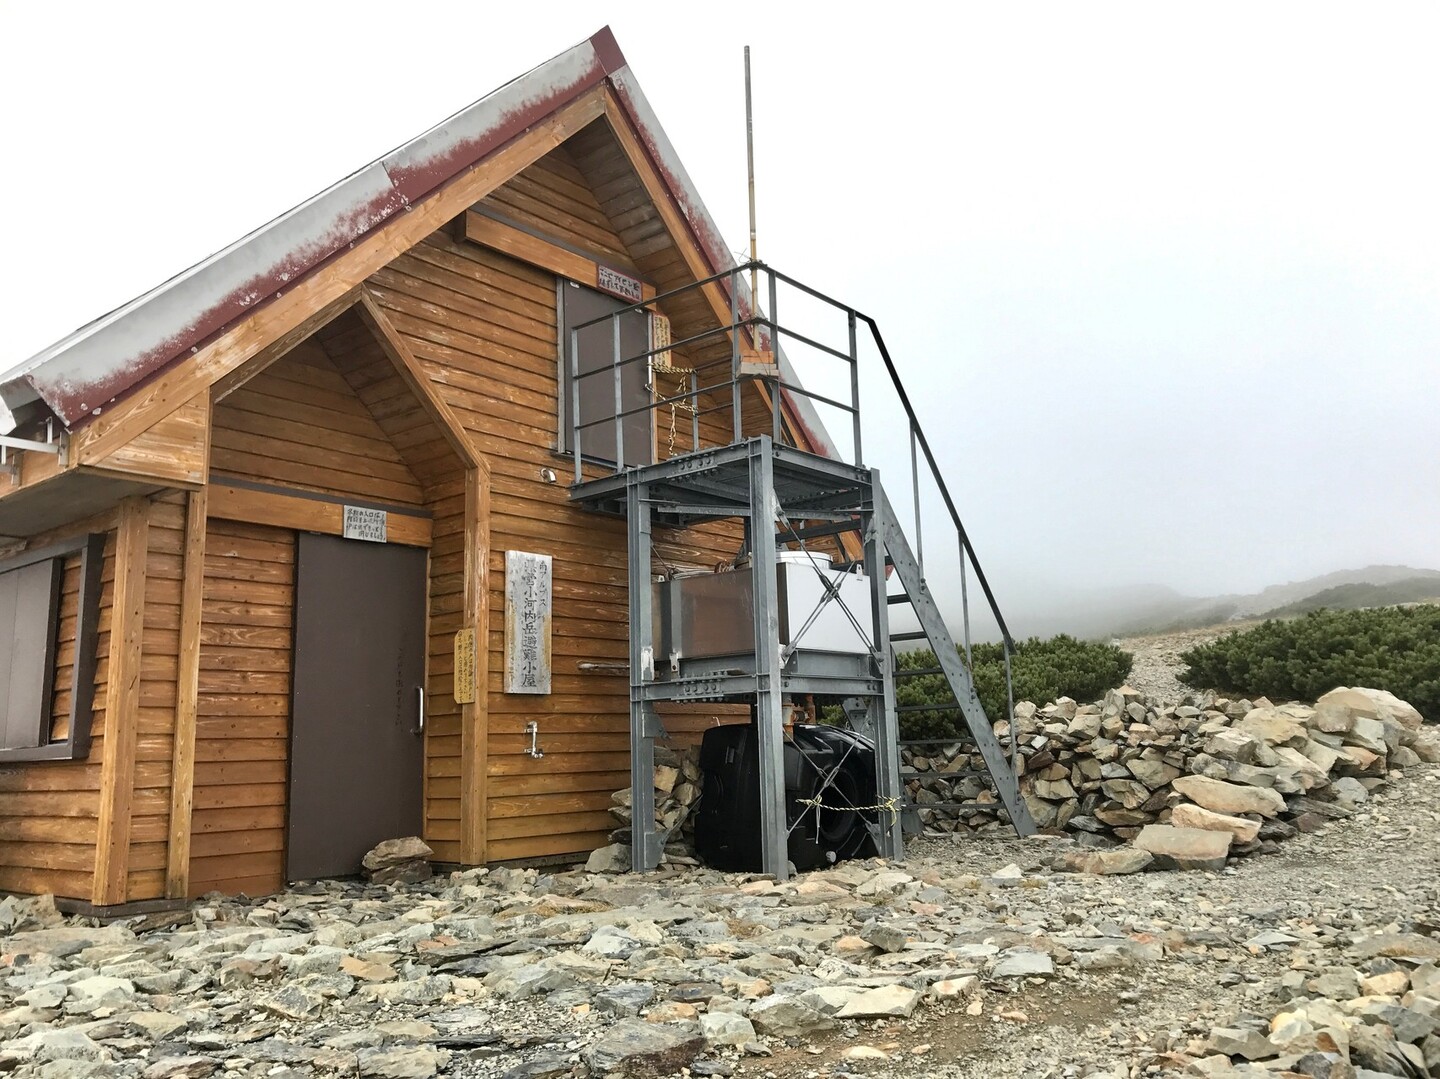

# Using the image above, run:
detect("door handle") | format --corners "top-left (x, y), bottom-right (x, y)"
top-left (413, 686), bottom-right (425, 735)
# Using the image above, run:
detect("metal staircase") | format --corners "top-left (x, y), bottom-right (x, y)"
top-left (567, 261), bottom-right (1035, 879)
top-left (878, 488), bottom-right (1034, 834)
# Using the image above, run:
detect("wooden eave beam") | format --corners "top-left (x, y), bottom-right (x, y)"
top-left (459, 211), bottom-right (657, 301)
top-left (210, 288), bottom-right (363, 401)
top-left (67, 86), bottom-right (609, 470)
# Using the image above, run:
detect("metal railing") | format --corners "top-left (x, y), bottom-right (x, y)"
top-left (568, 261), bottom-right (1018, 766)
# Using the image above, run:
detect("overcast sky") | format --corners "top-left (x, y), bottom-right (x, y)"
top-left (2, 2), bottom-right (1436, 615)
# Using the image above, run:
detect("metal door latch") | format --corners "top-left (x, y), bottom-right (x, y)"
top-left (524, 721), bottom-right (545, 759)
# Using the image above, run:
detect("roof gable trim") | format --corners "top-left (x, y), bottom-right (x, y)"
top-left (13, 34), bottom-right (617, 430)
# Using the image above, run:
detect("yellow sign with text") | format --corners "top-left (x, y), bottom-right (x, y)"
top-left (453, 628), bottom-right (477, 705)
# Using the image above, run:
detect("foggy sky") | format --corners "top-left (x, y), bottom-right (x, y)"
top-left (2, 2), bottom-right (1436, 626)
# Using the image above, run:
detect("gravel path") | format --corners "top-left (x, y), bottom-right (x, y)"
top-left (1114, 622), bottom-right (1262, 703)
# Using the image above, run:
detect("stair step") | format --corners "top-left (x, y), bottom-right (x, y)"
top-left (895, 666), bottom-right (943, 678)
top-left (896, 701), bottom-right (960, 714)
top-left (901, 769), bottom-right (990, 780)
top-left (890, 630), bottom-right (930, 643)
top-left (886, 593), bottom-right (912, 606)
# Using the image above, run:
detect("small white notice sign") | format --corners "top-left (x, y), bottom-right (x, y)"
top-left (504, 551), bottom-right (552, 694)
top-left (596, 264), bottom-right (643, 303)
top-left (343, 505), bottom-right (388, 543)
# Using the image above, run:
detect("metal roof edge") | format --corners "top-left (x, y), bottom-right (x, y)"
top-left (5, 32), bottom-right (612, 429)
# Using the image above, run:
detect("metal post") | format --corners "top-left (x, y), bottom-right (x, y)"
top-left (1003, 646), bottom-right (1017, 771)
top-left (768, 269), bottom-right (782, 444)
top-left (745, 46), bottom-right (758, 307)
top-left (690, 370), bottom-right (701, 450)
top-left (848, 311), bottom-right (861, 465)
top-left (864, 469), bottom-right (904, 860)
top-left (571, 327), bottom-right (582, 484)
top-left (612, 315), bottom-right (625, 471)
top-left (626, 475), bottom-right (660, 871)
top-left (730, 270), bottom-right (742, 444)
top-left (747, 438), bottom-right (789, 879)
top-left (909, 426), bottom-right (923, 575)
top-left (959, 541), bottom-right (973, 666)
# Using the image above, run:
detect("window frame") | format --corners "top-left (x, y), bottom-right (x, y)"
top-left (554, 278), bottom-right (657, 466)
top-left (0, 533), bottom-right (105, 763)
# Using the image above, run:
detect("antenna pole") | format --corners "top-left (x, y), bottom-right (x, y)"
top-left (745, 46), bottom-right (757, 306)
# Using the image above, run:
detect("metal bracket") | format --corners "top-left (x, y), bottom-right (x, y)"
top-left (640, 705), bottom-right (665, 739)
top-left (524, 721), bottom-right (545, 759)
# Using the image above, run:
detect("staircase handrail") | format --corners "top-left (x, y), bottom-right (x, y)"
top-left (852, 313), bottom-right (1016, 655)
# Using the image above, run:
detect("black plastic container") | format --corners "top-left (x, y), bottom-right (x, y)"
top-left (694, 721), bottom-right (879, 872)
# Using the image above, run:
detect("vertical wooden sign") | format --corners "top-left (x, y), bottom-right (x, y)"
top-left (453, 627), bottom-right (476, 705)
top-left (504, 551), bottom-right (552, 694)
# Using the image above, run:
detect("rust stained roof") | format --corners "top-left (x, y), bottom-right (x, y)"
top-left (0, 27), bottom-right (837, 458)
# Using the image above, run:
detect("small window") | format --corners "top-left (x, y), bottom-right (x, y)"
top-left (558, 280), bottom-right (655, 466)
top-left (0, 534), bottom-right (104, 762)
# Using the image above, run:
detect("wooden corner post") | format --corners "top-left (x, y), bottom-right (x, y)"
top-left (460, 461), bottom-right (492, 865)
top-left (92, 496), bottom-right (151, 907)
top-left (165, 487), bottom-right (208, 898)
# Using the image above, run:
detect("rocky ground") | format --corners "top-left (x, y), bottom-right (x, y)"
top-left (2, 640), bottom-right (1438, 1079)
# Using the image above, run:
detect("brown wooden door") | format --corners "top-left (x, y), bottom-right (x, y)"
top-left (288, 532), bottom-right (427, 880)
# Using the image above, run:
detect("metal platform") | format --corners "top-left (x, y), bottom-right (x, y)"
top-left (564, 262), bottom-right (1036, 880)
top-left (570, 440), bottom-right (873, 527)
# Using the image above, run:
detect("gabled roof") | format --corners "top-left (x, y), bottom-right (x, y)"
top-left (2, 27), bottom-right (837, 457)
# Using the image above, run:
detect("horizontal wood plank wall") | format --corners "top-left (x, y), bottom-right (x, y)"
top-left (211, 340), bottom-right (426, 508)
top-left (188, 519), bottom-right (294, 897)
top-left (0, 527), bottom-right (116, 898)
top-left (368, 183), bottom-right (770, 862)
top-left (126, 493), bottom-right (186, 901)
top-left (97, 396), bottom-right (210, 487)
top-left (315, 311), bottom-right (469, 865)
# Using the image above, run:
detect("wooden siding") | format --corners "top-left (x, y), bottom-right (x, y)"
top-left (0, 523), bottom-right (116, 899)
top-left (188, 518), bottom-right (294, 898)
top-left (369, 175), bottom-right (775, 861)
top-left (96, 395), bottom-right (210, 488)
top-left (211, 340), bottom-right (426, 508)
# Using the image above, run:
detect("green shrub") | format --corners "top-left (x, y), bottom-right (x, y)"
top-left (895, 634), bottom-right (1133, 741)
top-left (1179, 606), bottom-right (1440, 719)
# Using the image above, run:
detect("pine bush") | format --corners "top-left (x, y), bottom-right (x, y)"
top-left (895, 635), bottom-right (1133, 741)
top-left (1178, 606), bottom-right (1440, 719)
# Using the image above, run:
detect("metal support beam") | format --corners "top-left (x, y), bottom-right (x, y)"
top-left (863, 473), bottom-right (905, 859)
top-left (626, 475), bottom-right (662, 871)
top-left (747, 438), bottom-right (790, 879)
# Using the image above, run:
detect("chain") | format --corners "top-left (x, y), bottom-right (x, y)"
top-left (652, 360), bottom-right (697, 454)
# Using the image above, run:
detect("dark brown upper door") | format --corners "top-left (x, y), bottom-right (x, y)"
top-left (561, 281), bottom-right (654, 466)
top-left (288, 532), bottom-right (427, 880)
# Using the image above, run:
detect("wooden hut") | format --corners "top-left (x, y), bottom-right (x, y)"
top-left (0, 29), bottom-right (832, 913)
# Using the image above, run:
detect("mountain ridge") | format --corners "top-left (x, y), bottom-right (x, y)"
top-left (994, 564), bottom-right (1440, 641)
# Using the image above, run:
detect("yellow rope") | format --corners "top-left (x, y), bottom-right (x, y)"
top-left (794, 795), bottom-right (902, 818)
